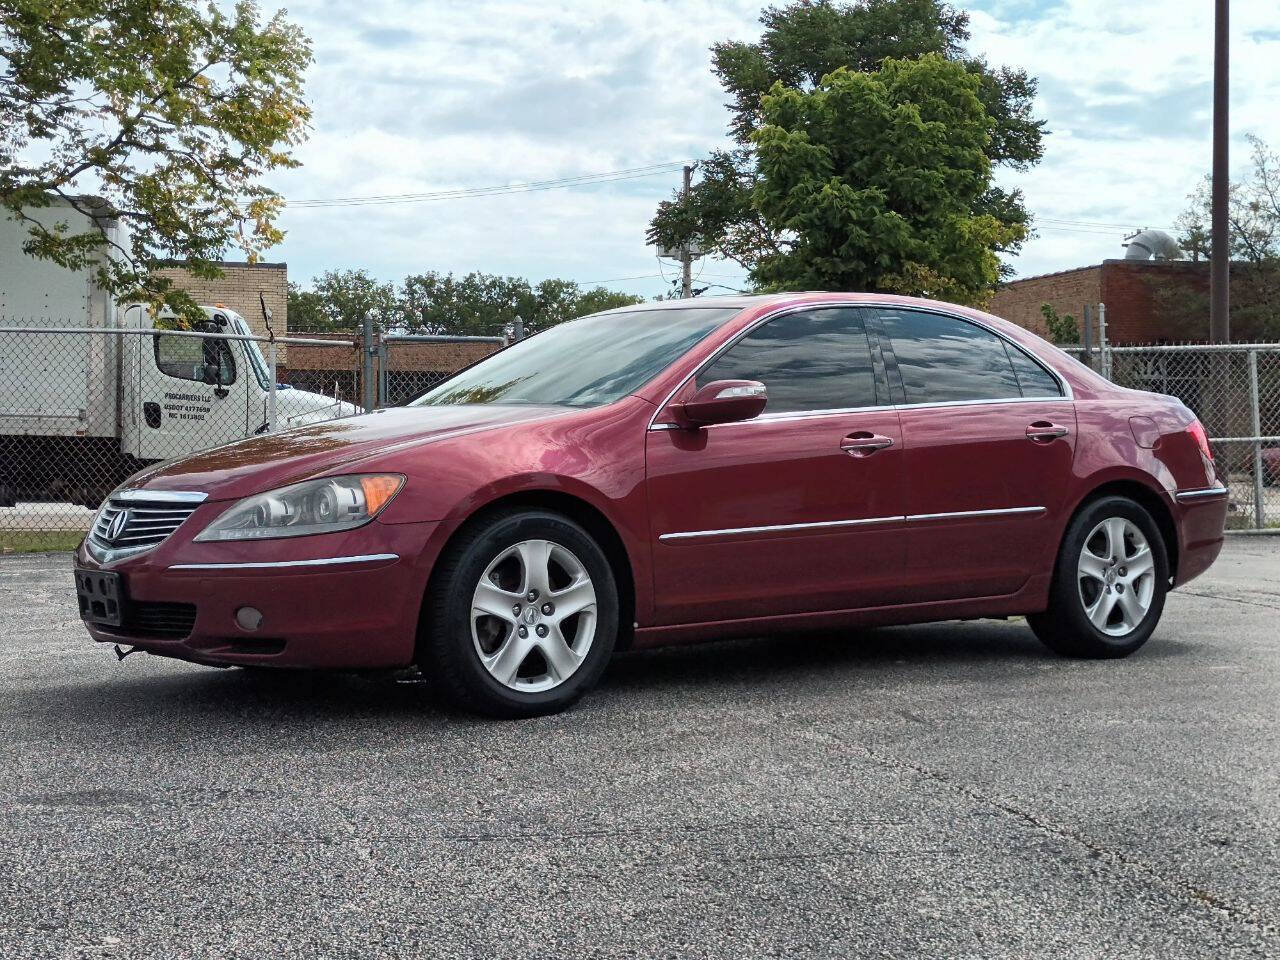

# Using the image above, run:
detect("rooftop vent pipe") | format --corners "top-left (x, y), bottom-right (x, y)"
top-left (1123, 229), bottom-right (1183, 260)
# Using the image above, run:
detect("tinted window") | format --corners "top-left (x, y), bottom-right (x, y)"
top-left (699, 308), bottom-right (878, 413)
top-left (876, 309), bottom-right (1020, 403)
top-left (154, 333), bottom-right (236, 385)
top-left (414, 308), bottom-right (737, 408)
top-left (1005, 342), bottom-right (1063, 397)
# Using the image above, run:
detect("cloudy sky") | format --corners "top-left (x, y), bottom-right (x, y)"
top-left (265, 0), bottom-right (1280, 298)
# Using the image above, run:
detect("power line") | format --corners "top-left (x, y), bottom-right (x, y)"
top-left (284, 162), bottom-right (691, 209)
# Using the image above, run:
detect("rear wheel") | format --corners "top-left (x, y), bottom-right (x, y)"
top-left (420, 509), bottom-right (618, 718)
top-left (1029, 496), bottom-right (1169, 659)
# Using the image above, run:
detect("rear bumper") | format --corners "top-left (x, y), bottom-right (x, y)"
top-left (76, 520), bottom-right (440, 669)
top-left (1172, 485), bottom-right (1229, 587)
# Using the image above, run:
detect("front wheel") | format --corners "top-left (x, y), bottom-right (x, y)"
top-left (1028, 496), bottom-right (1169, 659)
top-left (420, 509), bottom-right (618, 718)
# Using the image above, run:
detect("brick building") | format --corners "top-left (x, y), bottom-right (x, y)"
top-left (989, 259), bottom-right (1275, 345)
top-left (153, 261), bottom-right (289, 339)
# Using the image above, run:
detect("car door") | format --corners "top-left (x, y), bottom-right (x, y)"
top-left (135, 323), bottom-right (250, 461)
top-left (645, 306), bottom-right (907, 627)
top-left (864, 305), bottom-right (1076, 601)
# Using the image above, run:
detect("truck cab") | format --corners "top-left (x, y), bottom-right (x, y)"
top-left (120, 304), bottom-right (358, 463)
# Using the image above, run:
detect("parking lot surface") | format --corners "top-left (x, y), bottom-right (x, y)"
top-left (1, 540), bottom-right (1277, 959)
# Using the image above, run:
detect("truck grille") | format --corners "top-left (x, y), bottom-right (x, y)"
top-left (90, 497), bottom-right (202, 551)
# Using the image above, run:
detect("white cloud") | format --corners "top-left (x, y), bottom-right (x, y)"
top-left (263, 0), bottom-right (1280, 295)
top-left (968, 0), bottom-right (1280, 278)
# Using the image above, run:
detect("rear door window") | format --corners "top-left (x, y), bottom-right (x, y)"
top-left (871, 308), bottom-right (1024, 404)
top-left (698, 307), bottom-right (880, 414)
top-left (1004, 342), bottom-right (1063, 398)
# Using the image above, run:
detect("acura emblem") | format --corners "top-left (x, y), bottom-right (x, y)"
top-left (106, 509), bottom-right (130, 542)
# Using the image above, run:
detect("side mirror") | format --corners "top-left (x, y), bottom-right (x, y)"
top-left (202, 362), bottom-right (220, 385)
top-left (672, 379), bottom-right (767, 427)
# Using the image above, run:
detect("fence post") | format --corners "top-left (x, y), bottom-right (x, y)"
top-left (378, 339), bottom-right (389, 408)
top-left (1097, 302), bottom-right (1111, 380)
top-left (267, 340), bottom-right (278, 432)
top-left (361, 314), bottom-right (376, 412)
top-left (1249, 349), bottom-right (1265, 529)
top-left (1081, 304), bottom-right (1094, 368)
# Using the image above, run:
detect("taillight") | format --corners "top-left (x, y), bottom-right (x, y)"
top-left (1187, 419), bottom-right (1213, 462)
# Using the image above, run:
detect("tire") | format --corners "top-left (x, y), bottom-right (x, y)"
top-left (1028, 496), bottom-right (1169, 659)
top-left (419, 509), bottom-right (619, 718)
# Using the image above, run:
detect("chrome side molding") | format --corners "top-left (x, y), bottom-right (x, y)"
top-left (659, 515), bottom-right (902, 542)
top-left (659, 506), bottom-right (1046, 542)
top-left (905, 506), bottom-right (1047, 523)
top-left (168, 553), bottom-right (399, 571)
top-left (1175, 485), bottom-right (1229, 502)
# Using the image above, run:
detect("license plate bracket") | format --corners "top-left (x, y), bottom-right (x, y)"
top-left (75, 569), bottom-right (123, 627)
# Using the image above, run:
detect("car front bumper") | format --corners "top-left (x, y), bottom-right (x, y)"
top-left (75, 518), bottom-right (441, 670)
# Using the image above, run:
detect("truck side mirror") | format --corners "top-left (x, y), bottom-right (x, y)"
top-left (202, 362), bottom-right (220, 385)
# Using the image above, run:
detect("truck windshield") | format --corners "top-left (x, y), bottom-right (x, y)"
top-left (230, 315), bottom-right (272, 390)
top-left (411, 307), bottom-right (739, 408)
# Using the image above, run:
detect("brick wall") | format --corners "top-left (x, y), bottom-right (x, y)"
top-left (152, 261), bottom-right (288, 339)
top-left (280, 333), bottom-right (502, 406)
top-left (1098, 260), bottom-right (1209, 343)
top-left (988, 265), bottom-right (1102, 339)
top-left (283, 334), bottom-right (499, 374)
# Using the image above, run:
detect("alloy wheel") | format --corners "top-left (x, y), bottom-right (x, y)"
top-left (471, 539), bottom-right (598, 693)
top-left (1077, 517), bottom-right (1157, 637)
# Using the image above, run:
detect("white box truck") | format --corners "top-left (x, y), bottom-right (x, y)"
top-left (0, 200), bottom-right (357, 508)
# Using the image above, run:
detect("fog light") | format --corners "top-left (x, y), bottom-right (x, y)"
top-left (235, 607), bottom-right (263, 632)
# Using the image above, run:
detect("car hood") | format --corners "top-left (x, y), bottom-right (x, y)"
top-left (126, 404), bottom-right (571, 501)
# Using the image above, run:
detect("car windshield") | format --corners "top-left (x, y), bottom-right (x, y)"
top-left (412, 307), bottom-right (740, 408)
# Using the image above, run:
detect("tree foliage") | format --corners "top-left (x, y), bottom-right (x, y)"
top-left (1039, 303), bottom-right (1079, 344)
top-left (0, 0), bottom-right (311, 317)
top-left (649, 0), bottom-right (1043, 301)
top-left (289, 270), bottom-right (644, 336)
top-left (747, 55), bottom-right (1023, 301)
top-left (1168, 135), bottom-right (1280, 339)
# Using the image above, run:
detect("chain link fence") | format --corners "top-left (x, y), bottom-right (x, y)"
top-left (7, 312), bottom-right (1273, 551)
top-left (1066, 341), bottom-right (1280, 530)
top-left (0, 322), bottom-right (358, 551)
top-left (377, 334), bottom-right (506, 406)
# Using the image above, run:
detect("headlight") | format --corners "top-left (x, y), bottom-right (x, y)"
top-left (194, 474), bottom-right (404, 542)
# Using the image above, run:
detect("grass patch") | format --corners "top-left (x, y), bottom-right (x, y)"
top-left (0, 531), bottom-right (85, 554)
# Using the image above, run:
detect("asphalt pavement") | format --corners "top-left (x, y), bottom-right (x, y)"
top-left (0, 540), bottom-right (1277, 959)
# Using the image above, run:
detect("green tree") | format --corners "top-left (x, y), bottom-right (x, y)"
top-left (649, 0), bottom-right (1043, 295)
top-left (399, 271), bottom-right (642, 336)
top-left (290, 270), bottom-right (398, 333)
top-left (0, 0), bottom-right (311, 317)
top-left (1168, 135), bottom-right (1280, 339)
top-left (1039, 303), bottom-right (1079, 344)
top-left (744, 55), bottom-right (1022, 302)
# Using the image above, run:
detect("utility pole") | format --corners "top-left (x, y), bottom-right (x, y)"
top-left (680, 164), bottom-right (694, 299)
top-left (1210, 0), bottom-right (1230, 343)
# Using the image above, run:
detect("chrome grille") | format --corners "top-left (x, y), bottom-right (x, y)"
top-left (90, 495), bottom-right (203, 552)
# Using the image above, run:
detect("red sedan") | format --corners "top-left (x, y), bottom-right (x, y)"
top-left (74, 294), bottom-right (1228, 717)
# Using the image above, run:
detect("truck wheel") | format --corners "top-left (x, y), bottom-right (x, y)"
top-left (1028, 496), bottom-right (1169, 659)
top-left (420, 509), bottom-right (618, 718)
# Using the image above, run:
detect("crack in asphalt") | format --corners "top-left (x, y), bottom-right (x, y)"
top-left (1178, 588), bottom-right (1280, 611)
top-left (799, 726), bottom-right (1278, 940)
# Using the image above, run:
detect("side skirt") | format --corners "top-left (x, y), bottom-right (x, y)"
top-left (630, 574), bottom-right (1053, 650)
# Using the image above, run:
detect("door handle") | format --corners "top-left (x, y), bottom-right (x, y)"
top-left (840, 432), bottom-right (894, 457)
top-left (1026, 421), bottom-right (1068, 442)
